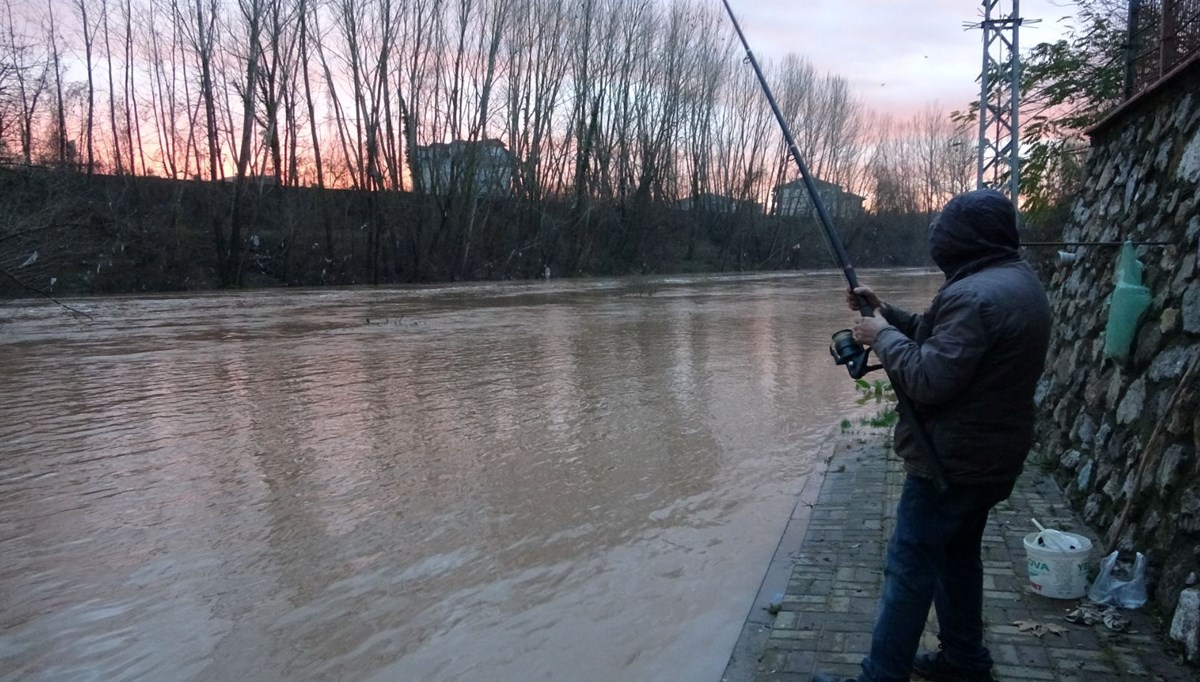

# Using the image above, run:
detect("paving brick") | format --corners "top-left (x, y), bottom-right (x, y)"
top-left (728, 436), bottom-right (1198, 682)
top-left (992, 663), bottom-right (1057, 680)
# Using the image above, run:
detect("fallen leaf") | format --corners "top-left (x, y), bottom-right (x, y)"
top-left (1012, 620), bottom-right (1066, 637)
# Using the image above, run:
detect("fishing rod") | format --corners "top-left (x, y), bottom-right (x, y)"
top-left (1022, 241), bottom-right (1173, 266)
top-left (1021, 241), bottom-right (1172, 247)
top-left (719, 0), bottom-right (874, 377)
top-left (721, 0), bottom-right (948, 491)
top-left (719, 2), bottom-right (862, 306)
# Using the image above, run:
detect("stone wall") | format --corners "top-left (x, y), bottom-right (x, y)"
top-left (1033, 55), bottom-right (1200, 626)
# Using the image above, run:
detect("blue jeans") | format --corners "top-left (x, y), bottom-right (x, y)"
top-left (859, 474), bottom-right (1015, 682)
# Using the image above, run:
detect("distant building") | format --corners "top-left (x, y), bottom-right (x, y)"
top-left (414, 138), bottom-right (515, 197)
top-left (222, 173), bottom-right (279, 186)
top-left (673, 192), bottom-right (762, 215)
top-left (772, 177), bottom-right (865, 221)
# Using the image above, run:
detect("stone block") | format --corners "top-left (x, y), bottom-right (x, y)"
top-left (1160, 308), bottom-right (1180, 334)
top-left (1077, 459), bottom-right (1094, 491)
top-left (1177, 91), bottom-right (1196, 128)
top-left (1053, 344), bottom-right (1077, 384)
top-left (1169, 389), bottom-right (1197, 435)
top-left (1149, 345), bottom-right (1197, 382)
top-left (1106, 371), bottom-right (1126, 411)
top-left (1073, 413), bottom-right (1096, 447)
top-left (1156, 444), bottom-right (1191, 491)
top-left (1143, 508), bottom-right (1161, 536)
top-left (1096, 457), bottom-right (1117, 490)
top-left (1105, 192), bottom-right (1122, 220)
top-left (1178, 127), bottom-right (1200, 184)
top-left (1097, 156), bottom-right (1116, 188)
top-left (1084, 492), bottom-right (1105, 523)
top-left (1102, 474), bottom-right (1122, 500)
top-left (1082, 370), bottom-right (1104, 407)
top-left (1184, 282), bottom-right (1200, 334)
top-left (1064, 266), bottom-right (1084, 296)
top-left (1194, 410), bottom-right (1200, 454)
top-left (1061, 449), bottom-right (1082, 471)
top-left (1116, 379), bottom-right (1146, 425)
top-left (1164, 190), bottom-right (1182, 225)
top-left (1034, 376), bottom-right (1053, 408)
top-left (1169, 588), bottom-right (1200, 663)
top-left (1053, 399), bottom-right (1073, 430)
top-left (1091, 335), bottom-right (1107, 364)
top-left (1157, 139), bottom-right (1174, 172)
top-left (1149, 108), bottom-right (1168, 143)
top-left (1134, 323), bottom-right (1163, 366)
top-left (1104, 428), bottom-right (1128, 465)
top-left (1171, 254), bottom-right (1196, 295)
top-left (1096, 420), bottom-right (1113, 449)
top-left (1179, 196), bottom-right (1197, 227)
top-left (1182, 489), bottom-right (1200, 534)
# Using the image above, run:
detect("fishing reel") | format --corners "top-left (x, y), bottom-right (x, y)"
top-left (830, 329), bottom-right (882, 380)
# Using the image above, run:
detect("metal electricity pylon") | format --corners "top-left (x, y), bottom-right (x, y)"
top-left (967, 0), bottom-right (1036, 203)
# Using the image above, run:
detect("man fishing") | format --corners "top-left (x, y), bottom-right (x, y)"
top-left (813, 188), bottom-right (1052, 682)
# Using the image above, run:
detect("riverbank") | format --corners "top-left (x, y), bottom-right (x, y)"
top-left (0, 167), bottom-right (933, 298)
top-left (722, 430), bottom-right (1196, 681)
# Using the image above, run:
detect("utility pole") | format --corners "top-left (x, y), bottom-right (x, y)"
top-left (969, 1), bottom-right (1033, 203)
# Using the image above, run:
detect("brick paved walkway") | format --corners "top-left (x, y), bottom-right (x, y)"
top-left (724, 434), bottom-right (1195, 681)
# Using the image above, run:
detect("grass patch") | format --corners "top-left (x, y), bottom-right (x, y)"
top-left (862, 408), bottom-right (899, 428)
top-left (853, 379), bottom-right (898, 428)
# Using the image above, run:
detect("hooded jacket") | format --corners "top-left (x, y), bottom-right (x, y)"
top-left (871, 189), bottom-right (1051, 484)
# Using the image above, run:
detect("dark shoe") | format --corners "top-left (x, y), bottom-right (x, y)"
top-left (912, 650), bottom-right (995, 682)
top-left (811, 673), bottom-right (856, 682)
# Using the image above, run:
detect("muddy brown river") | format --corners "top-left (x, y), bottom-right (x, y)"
top-left (0, 270), bottom-right (940, 681)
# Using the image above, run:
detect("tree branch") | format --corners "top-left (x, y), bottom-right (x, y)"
top-left (1, 267), bottom-right (93, 320)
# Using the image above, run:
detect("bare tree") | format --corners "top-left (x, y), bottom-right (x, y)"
top-left (503, 0), bottom-right (567, 203)
top-left (121, 0), bottom-right (146, 174)
top-left (865, 113), bottom-right (922, 216)
top-left (46, 0), bottom-right (69, 168)
top-left (72, 0), bottom-right (100, 174)
top-left (255, 0), bottom-right (302, 185)
top-left (99, 0), bottom-right (123, 174)
top-left (397, 0), bottom-right (444, 195)
top-left (147, 0), bottom-right (182, 177)
top-left (226, 0), bottom-right (266, 283)
top-left (1, 0), bottom-right (49, 165)
top-left (176, 0), bottom-right (221, 182)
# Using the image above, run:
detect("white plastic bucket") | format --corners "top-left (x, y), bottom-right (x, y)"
top-left (1024, 531), bottom-right (1092, 599)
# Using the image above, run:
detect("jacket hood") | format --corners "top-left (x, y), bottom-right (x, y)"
top-left (928, 189), bottom-right (1020, 282)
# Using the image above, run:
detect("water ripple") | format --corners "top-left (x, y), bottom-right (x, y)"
top-left (0, 272), bottom-right (942, 682)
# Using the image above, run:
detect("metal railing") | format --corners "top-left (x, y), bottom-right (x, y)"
top-left (1126, 0), bottom-right (1200, 97)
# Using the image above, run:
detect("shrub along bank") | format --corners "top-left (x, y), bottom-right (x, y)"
top-left (0, 168), bottom-right (932, 298)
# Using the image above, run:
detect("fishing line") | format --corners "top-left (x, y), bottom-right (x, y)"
top-left (721, 0), bottom-right (948, 491)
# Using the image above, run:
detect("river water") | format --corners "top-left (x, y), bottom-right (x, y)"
top-left (0, 270), bottom-right (940, 682)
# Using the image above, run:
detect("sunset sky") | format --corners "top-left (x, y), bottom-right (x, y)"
top-left (727, 0), bottom-right (1081, 117)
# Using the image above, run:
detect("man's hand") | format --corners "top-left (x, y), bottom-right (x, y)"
top-left (852, 315), bottom-right (890, 347)
top-left (846, 286), bottom-right (888, 315)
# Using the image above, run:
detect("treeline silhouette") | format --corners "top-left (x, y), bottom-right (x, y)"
top-left (2, 0), bottom-right (962, 294)
top-left (0, 166), bottom-right (933, 296)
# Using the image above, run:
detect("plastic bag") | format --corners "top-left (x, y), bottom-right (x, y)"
top-left (1087, 551), bottom-right (1147, 608)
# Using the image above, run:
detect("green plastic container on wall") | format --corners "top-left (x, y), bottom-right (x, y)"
top-left (1103, 242), bottom-right (1153, 363)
